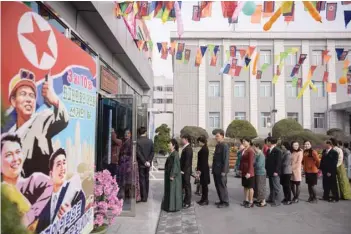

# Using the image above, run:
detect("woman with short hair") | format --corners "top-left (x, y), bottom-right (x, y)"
top-left (252, 142), bottom-right (267, 207)
top-left (280, 142), bottom-right (293, 205)
top-left (196, 135), bottom-right (210, 206)
top-left (239, 138), bottom-right (256, 208)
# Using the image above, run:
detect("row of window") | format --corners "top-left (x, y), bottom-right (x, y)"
top-left (153, 86), bottom-right (173, 92)
top-left (236, 49), bottom-right (351, 66)
top-left (209, 81), bottom-right (326, 98)
top-left (208, 112), bottom-right (325, 129)
top-left (153, 99), bottom-right (173, 104)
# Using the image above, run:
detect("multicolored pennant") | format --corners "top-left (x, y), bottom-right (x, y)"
top-left (251, 4), bottom-right (262, 24)
top-left (282, 1), bottom-right (294, 16)
top-left (263, 1), bottom-right (274, 17)
top-left (195, 48), bottom-right (202, 66)
top-left (184, 49), bottom-right (191, 64)
top-left (261, 63), bottom-right (270, 72)
top-left (157, 42), bottom-right (162, 53)
top-left (200, 1), bottom-right (212, 18)
top-left (290, 64), bottom-right (301, 77)
top-left (298, 54), bottom-right (307, 64)
top-left (169, 41), bottom-right (177, 56)
top-left (326, 82), bottom-right (337, 93)
top-left (192, 5), bottom-right (200, 21)
top-left (231, 58), bottom-right (238, 69)
top-left (176, 43), bottom-right (185, 60)
top-left (239, 49), bottom-right (246, 59)
top-left (161, 42), bottom-right (168, 60)
top-left (222, 63), bottom-right (230, 74)
top-left (323, 71), bottom-right (329, 82)
top-left (336, 48), bottom-right (344, 61)
top-left (234, 66), bottom-right (242, 76)
top-left (273, 75), bottom-right (279, 84)
top-left (230, 45), bottom-right (236, 57)
top-left (298, 78), bottom-right (303, 88)
top-left (276, 65), bottom-right (281, 76)
top-left (200, 46), bottom-right (207, 57)
top-left (316, 1), bottom-right (326, 12)
top-left (214, 45), bottom-right (220, 56)
top-left (210, 55), bottom-right (217, 66)
top-left (247, 46), bottom-right (256, 57)
top-left (340, 51), bottom-right (349, 61)
top-left (297, 80), bottom-right (311, 99)
top-left (256, 70), bottom-right (262, 79)
top-left (221, 1), bottom-right (237, 18)
top-left (326, 3), bottom-right (337, 21)
top-left (139, 1), bottom-right (149, 17)
top-left (292, 77), bottom-right (298, 87)
top-left (245, 57), bottom-right (251, 67)
top-left (307, 65), bottom-right (317, 79)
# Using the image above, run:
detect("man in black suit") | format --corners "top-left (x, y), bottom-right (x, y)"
top-left (36, 148), bottom-right (86, 233)
top-left (137, 127), bottom-right (154, 202)
top-left (320, 140), bottom-right (339, 202)
top-left (265, 137), bottom-right (283, 207)
top-left (180, 134), bottom-right (193, 208)
top-left (212, 130), bottom-right (229, 208)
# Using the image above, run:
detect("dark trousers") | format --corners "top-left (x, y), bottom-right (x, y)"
top-left (323, 174), bottom-right (339, 201)
top-left (281, 174), bottom-right (292, 201)
top-left (139, 166), bottom-right (150, 201)
top-left (182, 174), bottom-right (192, 205)
top-left (213, 173), bottom-right (229, 203)
top-left (201, 184), bottom-right (208, 202)
top-left (268, 176), bottom-right (282, 205)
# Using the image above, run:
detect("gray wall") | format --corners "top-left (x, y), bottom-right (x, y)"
top-left (173, 45), bottom-right (199, 136)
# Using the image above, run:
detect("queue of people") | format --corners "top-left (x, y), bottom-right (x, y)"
top-left (161, 133), bottom-right (351, 212)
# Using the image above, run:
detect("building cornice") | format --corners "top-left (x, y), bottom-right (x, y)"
top-left (170, 31), bottom-right (351, 40)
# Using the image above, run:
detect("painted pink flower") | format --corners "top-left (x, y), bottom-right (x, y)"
top-left (94, 214), bottom-right (104, 227)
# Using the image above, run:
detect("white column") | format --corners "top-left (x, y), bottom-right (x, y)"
top-left (249, 40), bottom-right (258, 130)
top-left (222, 41), bottom-right (232, 131)
top-left (198, 39), bottom-right (206, 129)
top-left (301, 40), bottom-right (312, 129)
top-left (326, 40), bottom-right (338, 129)
top-left (273, 40), bottom-right (286, 122)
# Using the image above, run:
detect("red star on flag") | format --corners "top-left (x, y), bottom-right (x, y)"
top-left (21, 15), bottom-right (54, 65)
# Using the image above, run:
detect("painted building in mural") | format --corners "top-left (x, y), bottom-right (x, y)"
top-left (1, 1), bottom-right (154, 233)
top-left (170, 2), bottom-right (351, 138)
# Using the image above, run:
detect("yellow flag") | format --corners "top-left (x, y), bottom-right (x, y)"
top-left (309, 81), bottom-right (317, 92)
top-left (297, 80), bottom-right (311, 99)
top-left (273, 75), bottom-right (279, 84)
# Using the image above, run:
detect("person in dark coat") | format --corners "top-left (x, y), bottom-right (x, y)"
top-left (265, 137), bottom-right (283, 207)
top-left (180, 134), bottom-right (193, 208)
top-left (320, 140), bottom-right (339, 202)
top-left (212, 129), bottom-right (229, 208)
top-left (196, 135), bottom-right (210, 206)
top-left (137, 127), bottom-right (154, 202)
top-left (239, 138), bottom-right (255, 208)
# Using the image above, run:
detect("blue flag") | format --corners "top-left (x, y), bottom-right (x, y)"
top-left (344, 10), bottom-right (351, 28)
top-left (335, 48), bottom-right (344, 61)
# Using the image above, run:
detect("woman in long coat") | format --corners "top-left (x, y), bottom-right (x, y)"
top-left (162, 139), bottom-right (182, 212)
top-left (196, 136), bottom-right (210, 206)
top-left (290, 141), bottom-right (303, 203)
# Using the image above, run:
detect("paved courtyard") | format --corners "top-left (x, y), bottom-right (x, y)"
top-left (157, 172), bottom-right (351, 234)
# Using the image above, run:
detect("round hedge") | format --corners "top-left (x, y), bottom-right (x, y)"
top-left (272, 119), bottom-right (303, 138)
top-left (180, 126), bottom-right (209, 143)
top-left (225, 120), bottom-right (257, 139)
top-left (326, 128), bottom-right (345, 140)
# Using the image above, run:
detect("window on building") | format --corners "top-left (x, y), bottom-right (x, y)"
top-left (234, 81), bottom-right (246, 97)
top-left (312, 50), bottom-right (323, 66)
top-left (260, 81), bottom-right (272, 97)
top-left (285, 53), bottom-right (297, 66)
top-left (165, 86), bottom-right (173, 92)
top-left (287, 112), bottom-right (299, 122)
top-left (208, 81), bottom-right (220, 97)
top-left (71, 32), bottom-right (97, 58)
top-left (314, 81), bottom-right (325, 97)
top-left (314, 113), bottom-right (325, 128)
top-left (260, 112), bottom-right (272, 128)
top-left (153, 99), bottom-right (164, 104)
top-left (166, 99), bottom-right (173, 104)
top-left (260, 50), bottom-right (271, 65)
top-left (235, 112), bottom-right (246, 120)
top-left (209, 112), bottom-right (220, 128)
top-left (286, 81), bottom-right (298, 98)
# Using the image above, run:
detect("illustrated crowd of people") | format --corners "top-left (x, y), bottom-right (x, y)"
top-left (161, 129), bottom-right (351, 212)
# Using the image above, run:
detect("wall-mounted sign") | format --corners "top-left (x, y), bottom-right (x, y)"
top-left (100, 65), bottom-right (118, 94)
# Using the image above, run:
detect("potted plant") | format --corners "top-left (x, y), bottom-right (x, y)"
top-left (92, 170), bottom-right (124, 234)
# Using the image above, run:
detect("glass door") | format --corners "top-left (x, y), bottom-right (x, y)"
top-left (96, 94), bottom-right (137, 216)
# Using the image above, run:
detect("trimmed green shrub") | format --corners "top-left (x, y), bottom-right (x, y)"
top-left (225, 120), bottom-right (257, 139)
top-left (326, 128), bottom-right (345, 140)
top-left (180, 126), bottom-right (209, 144)
top-left (154, 124), bottom-right (171, 154)
top-left (272, 119), bottom-right (303, 138)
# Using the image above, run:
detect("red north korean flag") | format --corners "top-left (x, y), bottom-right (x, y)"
top-left (1, 2), bottom-right (96, 107)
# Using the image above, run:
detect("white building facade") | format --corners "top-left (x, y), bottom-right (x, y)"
top-left (171, 31), bottom-right (351, 138)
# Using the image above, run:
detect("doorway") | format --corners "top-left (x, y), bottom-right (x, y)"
top-left (96, 94), bottom-right (137, 216)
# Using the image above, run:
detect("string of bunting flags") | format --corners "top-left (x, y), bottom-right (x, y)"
top-left (155, 41), bottom-right (351, 97)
